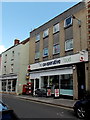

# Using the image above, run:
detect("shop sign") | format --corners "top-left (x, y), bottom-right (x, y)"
top-left (30, 51), bottom-right (88, 70)
top-left (43, 59), bottom-right (60, 67)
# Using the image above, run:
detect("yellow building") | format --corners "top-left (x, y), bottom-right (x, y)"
top-left (28, 1), bottom-right (90, 99)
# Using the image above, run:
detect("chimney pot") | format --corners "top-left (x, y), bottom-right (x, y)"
top-left (14, 39), bottom-right (20, 45)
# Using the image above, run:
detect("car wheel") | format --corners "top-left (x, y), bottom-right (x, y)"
top-left (76, 106), bottom-right (86, 119)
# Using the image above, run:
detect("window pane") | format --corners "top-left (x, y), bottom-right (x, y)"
top-left (64, 16), bottom-right (72, 27)
top-left (35, 51), bottom-right (40, 59)
top-left (53, 44), bottom-right (60, 54)
top-left (43, 48), bottom-right (48, 57)
top-left (43, 29), bottom-right (49, 38)
top-left (60, 74), bottom-right (73, 90)
top-left (35, 41), bottom-right (40, 51)
top-left (36, 34), bottom-right (40, 41)
top-left (53, 23), bottom-right (59, 33)
top-left (65, 39), bottom-right (73, 51)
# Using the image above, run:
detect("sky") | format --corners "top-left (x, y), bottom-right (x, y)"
top-left (0, 0), bottom-right (82, 54)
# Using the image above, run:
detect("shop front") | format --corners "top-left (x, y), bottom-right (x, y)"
top-left (0, 74), bottom-right (17, 93)
top-left (29, 51), bottom-right (88, 99)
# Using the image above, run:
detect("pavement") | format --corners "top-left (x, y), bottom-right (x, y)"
top-left (16, 94), bottom-right (77, 109)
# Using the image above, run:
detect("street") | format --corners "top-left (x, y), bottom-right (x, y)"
top-left (1, 94), bottom-right (78, 119)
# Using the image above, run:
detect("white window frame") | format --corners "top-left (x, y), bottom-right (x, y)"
top-left (36, 34), bottom-right (40, 42)
top-left (43, 29), bottom-right (49, 38)
top-left (53, 44), bottom-right (60, 55)
top-left (64, 16), bottom-right (73, 28)
top-left (35, 51), bottom-right (40, 59)
top-left (53, 23), bottom-right (60, 33)
top-left (43, 48), bottom-right (48, 57)
top-left (65, 39), bottom-right (73, 51)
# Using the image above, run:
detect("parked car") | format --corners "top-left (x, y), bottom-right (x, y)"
top-left (73, 97), bottom-right (90, 119)
top-left (35, 88), bottom-right (47, 97)
top-left (0, 101), bottom-right (20, 120)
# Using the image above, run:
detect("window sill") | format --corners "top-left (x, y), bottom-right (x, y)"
top-left (53, 31), bottom-right (59, 35)
top-left (43, 35), bottom-right (49, 39)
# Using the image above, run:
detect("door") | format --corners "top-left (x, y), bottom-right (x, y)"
top-left (77, 63), bottom-right (85, 99)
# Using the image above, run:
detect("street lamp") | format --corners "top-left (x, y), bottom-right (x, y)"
top-left (72, 15), bottom-right (82, 51)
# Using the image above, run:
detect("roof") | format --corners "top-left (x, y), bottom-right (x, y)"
top-left (30, 2), bottom-right (85, 37)
top-left (1, 37), bottom-right (30, 54)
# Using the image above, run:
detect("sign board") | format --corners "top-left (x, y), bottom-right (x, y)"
top-left (55, 89), bottom-right (59, 97)
top-left (47, 89), bottom-right (51, 97)
top-left (29, 51), bottom-right (88, 70)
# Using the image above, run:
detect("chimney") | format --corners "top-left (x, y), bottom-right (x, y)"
top-left (14, 39), bottom-right (20, 45)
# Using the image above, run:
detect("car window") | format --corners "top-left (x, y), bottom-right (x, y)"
top-left (0, 103), bottom-right (8, 111)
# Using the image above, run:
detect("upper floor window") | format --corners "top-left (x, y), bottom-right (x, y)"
top-left (11, 51), bottom-right (14, 60)
top-left (10, 64), bottom-right (14, 73)
top-left (65, 39), bottom-right (73, 51)
top-left (64, 16), bottom-right (72, 28)
top-left (4, 66), bottom-right (6, 74)
top-left (35, 51), bottom-right (40, 59)
top-left (53, 23), bottom-right (59, 33)
top-left (36, 34), bottom-right (40, 42)
top-left (43, 48), bottom-right (48, 57)
top-left (53, 44), bottom-right (60, 55)
top-left (5, 54), bottom-right (7, 63)
top-left (43, 29), bottom-right (49, 38)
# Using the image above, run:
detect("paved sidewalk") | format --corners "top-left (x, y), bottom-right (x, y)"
top-left (16, 95), bottom-right (77, 109)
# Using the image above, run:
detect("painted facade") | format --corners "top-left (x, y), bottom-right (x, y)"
top-left (0, 39), bottom-right (29, 94)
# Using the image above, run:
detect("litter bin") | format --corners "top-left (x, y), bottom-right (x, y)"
top-left (46, 87), bottom-right (51, 97)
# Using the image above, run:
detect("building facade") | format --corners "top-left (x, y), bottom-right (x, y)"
top-left (28, 1), bottom-right (90, 99)
top-left (0, 38), bottom-right (30, 94)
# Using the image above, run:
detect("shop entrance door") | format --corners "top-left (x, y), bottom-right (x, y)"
top-left (77, 63), bottom-right (85, 99)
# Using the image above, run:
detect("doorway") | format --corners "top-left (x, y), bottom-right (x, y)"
top-left (77, 63), bottom-right (85, 99)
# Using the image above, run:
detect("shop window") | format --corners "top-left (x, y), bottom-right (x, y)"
top-left (49, 75), bottom-right (59, 87)
top-left (53, 23), bottom-right (59, 33)
top-left (36, 34), bottom-right (40, 42)
top-left (43, 29), bottom-right (49, 38)
top-left (64, 16), bottom-right (72, 28)
top-left (8, 80), bottom-right (11, 92)
top-left (2, 81), bottom-right (6, 91)
top-left (53, 44), bottom-right (60, 55)
top-left (43, 76), bottom-right (48, 88)
top-left (43, 48), bottom-right (48, 57)
top-left (60, 74), bottom-right (73, 90)
top-left (65, 39), bottom-right (73, 51)
top-left (12, 80), bottom-right (16, 91)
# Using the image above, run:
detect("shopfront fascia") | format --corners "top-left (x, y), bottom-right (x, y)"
top-left (29, 51), bottom-right (88, 97)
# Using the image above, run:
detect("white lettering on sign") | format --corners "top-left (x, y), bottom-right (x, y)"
top-left (43, 59), bottom-right (60, 67)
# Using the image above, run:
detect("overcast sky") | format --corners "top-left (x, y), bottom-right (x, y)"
top-left (0, 0), bottom-right (82, 54)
